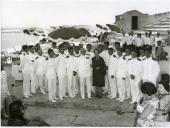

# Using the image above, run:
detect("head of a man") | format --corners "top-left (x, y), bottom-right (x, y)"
top-left (59, 44), bottom-right (64, 54)
top-left (117, 48), bottom-right (123, 57)
top-left (48, 48), bottom-right (54, 58)
top-left (80, 48), bottom-right (86, 55)
top-left (103, 41), bottom-right (109, 50)
top-left (29, 45), bottom-right (34, 53)
top-left (144, 48), bottom-right (151, 58)
top-left (37, 49), bottom-right (42, 56)
top-left (94, 48), bottom-right (100, 57)
top-left (139, 47), bottom-right (145, 57)
top-left (68, 46), bottom-right (74, 55)
top-left (115, 42), bottom-right (120, 50)
top-left (98, 44), bottom-right (103, 53)
top-left (125, 46), bottom-right (131, 55)
top-left (157, 41), bottom-right (162, 46)
top-left (52, 42), bottom-right (56, 48)
top-left (22, 45), bottom-right (28, 53)
top-left (74, 46), bottom-right (80, 54)
top-left (156, 32), bottom-right (160, 37)
top-left (131, 49), bottom-right (137, 58)
top-left (108, 48), bottom-right (113, 55)
top-left (86, 44), bottom-right (92, 52)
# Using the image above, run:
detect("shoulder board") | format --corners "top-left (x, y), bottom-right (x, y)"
top-left (53, 56), bottom-right (56, 58)
top-left (55, 54), bottom-right (59, 57)
top-left (35, 57), bottom-right (39, 60)
top-left (143, 58), bottom-right (146, 60)
top-left (137, 58), bottom-right (141, 61)
top-left (27, 53), bottom-right (29, 55)
top-left (128, 58), bottom-right (132, 60)
top-left (152, 57), bottom-right (158, 61)
top-left (45, 58), bottom-right (49, 61)
top-left (66, 56), bottom-right (69, 58)
top-left (123, 56), bottom-right (126, 60)
top-left (23, 53), bottom-right (25, 55)
top-left (77, 55), bottom-right (81, 58)
top-left (113, 55), bottom-right (116, 57)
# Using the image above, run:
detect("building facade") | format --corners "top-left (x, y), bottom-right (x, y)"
top-left (114, 10), bottom-right (170, 33)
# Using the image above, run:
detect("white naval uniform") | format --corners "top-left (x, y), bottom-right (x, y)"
top-left (77, 54), bottom-right (92, 99)
top-left (126, 35), bottom-right (133, 45)
top-left (142, 57), bottom-right (160, 85)
top-left (120, 36), bottom-right (127, 47)
top-left (45, 57), bottom-right (57, 101)
top-left (74, 53), bottom-right (81, 94)
top-left (116, 56), bottom-right (127, 101)
top-left (100, 50), bottom-right (110, 94)
top-left (127, 58), bottom-right (143, 103)
top-left (143, 37), bottom-right (152, 46)
top-left (108, 55), bottom-right (118, 98)
top-left (86, 51), bottom-right (95, 93)
top-left (65, 54), bottom-right (77, 97)
top-left (123, 55), bottom-right (132, 98)
top-left (136, 37), bottom-right (144, 47)
top-left (19, 52), bottom-right (31, 97)
top-left (56, 53), bottom-right (67, 100)
top-left (28, 52), bottom-right (36, 94)
top-left (35, 56), bottom-right (47, 94)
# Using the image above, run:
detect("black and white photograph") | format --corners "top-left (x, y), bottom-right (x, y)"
top-left (1, 0), bottom-right (170, 127)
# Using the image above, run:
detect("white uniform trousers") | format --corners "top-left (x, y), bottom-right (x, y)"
top-left (37, 74), bottom-right (46, 93)
top-left (125, 77), bottom-right (131, 98)
top-left (130, 78), bottom-right (141, 103)
top-left (47, 78), bottom-right (57, 101)
top-left (103, 71), bottom-right (109, 93)
top-left (79, 76), bottom-right (91, 99)
top-left (30, 71), bottom-right (36, 93)
top-left (67, 72), bottom-right (74, 97)
top-left (108, 77), bottom-right (117, 97)
top-left (73, 75), bottom-right (79, 95)
top-left (22, 70), bottom-right (31, 97)
top-left (58, 75), bottom-right (67, 99)
top-left (116, 78), bottom-right (126, 100)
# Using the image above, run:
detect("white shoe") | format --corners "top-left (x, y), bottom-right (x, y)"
top-left (60, 98), bottom-right (63, 101)
top-left (116, 98), bottom-right (120, 100)
top-left (53, 97), bottom-right (59, 100)
top-left (51, 100), bottom-right (57, 103)
top-left (28, 94), bottom-right (32, 97)
top-left (63, 95), bottom-right (69, 98)
top-left (24, 96), bottom-right (30, 98)
top-left (110, 96), bottom-right (116, 99)
top-left (82, 97), bottom-right (85, 100)
top-left (107, 95), bottom-right (112, 97)
top-left (119, 99), bottom-right (125, 102)
top-left (130, 101), bottom-right (135, 104)
top-left (125, 97), bottom-right (130, 100)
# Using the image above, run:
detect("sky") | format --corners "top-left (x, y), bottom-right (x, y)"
top-left (1, 0), bottom-right (170, 28)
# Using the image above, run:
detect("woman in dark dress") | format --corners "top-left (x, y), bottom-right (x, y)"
top-left (92, 49), bottom-right (106, 98)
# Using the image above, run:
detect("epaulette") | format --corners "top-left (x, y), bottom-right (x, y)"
top-left (23, 53), bottom-right (26, 55)
top-left (152, 57), bottom-right (158, 61)
top-left (53, 56), bottom-right (55, 58)
top-left (113, 55), bottom-right (116, 57)
top-left (143, 58), bottom-right (146, 60)
top-left (77, 55), bottom-right (81, 58)
top-left (128, 58), bottom-right (132, 60)
top-left (55, 54), bottom-right (59, 57)
top-left (66, 55), bottom-right (69, 58)
top-left (27, 53), bottom-right (29, 55)
top-left (137, 58), bottom-right (141, 61)
top-left (45, 58), bottom-right (49, 61)
top-left (123, 56), bottom-right (126, 60)
top-left (35, 57), bottom-right (39, 60)
top-left (31, 60), bottom-right (34, 62)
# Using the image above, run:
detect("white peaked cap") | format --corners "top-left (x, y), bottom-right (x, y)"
top-left (108, 45), bottom-right (113, 49)
top-left (57, 41), bottom-right (63, 46)
top-left (74, 41), bottom-right (80, 46)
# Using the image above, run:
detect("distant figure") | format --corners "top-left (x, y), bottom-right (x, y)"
top-left (92, 49), bottom-right (106, 98)
top-left (155, 41), bottom-right (168, 61)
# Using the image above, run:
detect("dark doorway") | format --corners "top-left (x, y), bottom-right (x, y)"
top-left (132, 16), bottom-right (138, 30)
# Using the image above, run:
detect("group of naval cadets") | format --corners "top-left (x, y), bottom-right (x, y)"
top-left (18, 31), bottom-right (163, 103)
